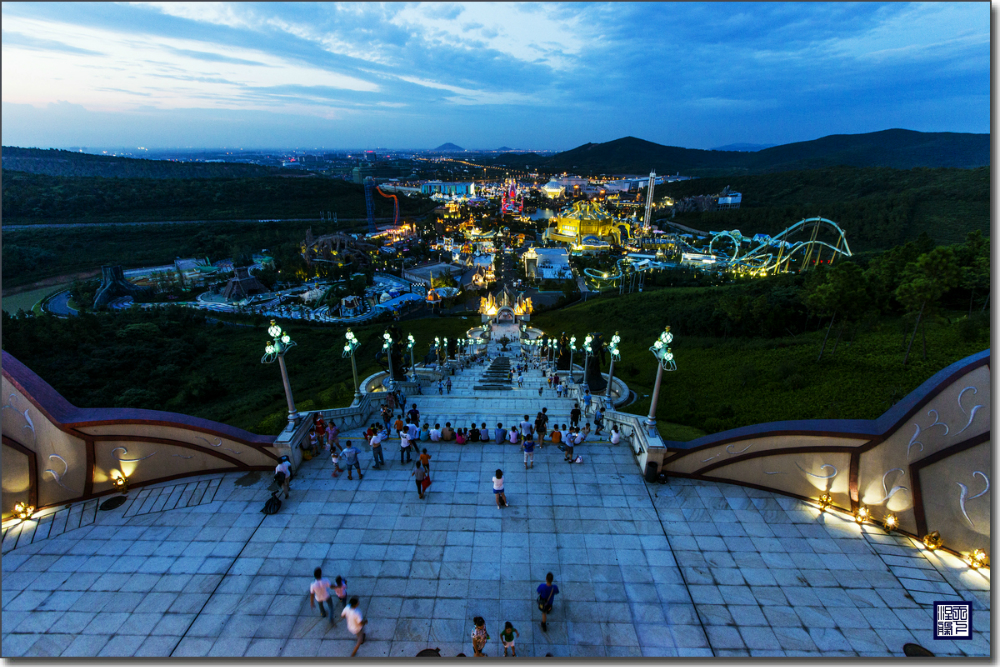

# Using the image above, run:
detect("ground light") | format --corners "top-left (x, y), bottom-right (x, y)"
top-left (854, 505), bottom-right (870, 524)
top-left (922, 531), bottom-right (942, 551)
top-left (13, 502), bottom-right (34, 521)
top-left (817, 494), bottom-right (833, 512)
top-left (883, 514), bottom-right (899, 531)
top-left (966, 549), bottom-right (989, 570)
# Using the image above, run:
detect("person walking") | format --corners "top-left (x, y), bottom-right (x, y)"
top-left (333, 575), bottom-right (348, 611)
top-left (538, 385), bottom-right (544, 397)
top-left (412, 461), bottom-right (427, 499)
top-left (519, 415), bottom-right (533, 439)
top-left (328, 420), bottom-right (341, 452)
top-left (534, 412), bottom-right (546, 443)
top-left (501, 622), bottom-right (519, 657)
top-left (438, 379), bottom-right (444, 395)
top-left (537, 573), bottom-right (559, 632)
top-left (570, 404), bottom-right (581, 428)
top-left (594, 408), bottom-right (604, 436)
top-left (341, 440), bottom-right (363, 480)
top-left (419, 448), bottom-right (432, 474)
top-left (341, 596), bottom-right (367, 657)
top-left (309, 567), bottom-right (335, 624)
top-left (446, 377), bottom-right (452, 394)
top-left (471, 616), bottom-right (489, 657)
top-left (583, 389), bottom-right (593, 416)
top-left (399, 428), bottom-right (413, 464)
top-left (492, 469), bottom-right (507, 509)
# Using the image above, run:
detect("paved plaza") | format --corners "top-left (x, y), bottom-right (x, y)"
top-left (1, 327), bottom-right (990, 658)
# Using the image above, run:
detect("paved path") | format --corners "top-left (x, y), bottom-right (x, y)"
top-left (0, 326), bottom-right (990, 657)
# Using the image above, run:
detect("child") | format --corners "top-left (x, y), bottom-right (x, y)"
top-left (522, 437), bottom-right (535, 470)
top-left (420, 448), bottom-right (432, 473)
top-left (308, 429), bottom-right (319, 456)
top-left (492, 469), bottom-right (507, 509)
top-left (331, 449), bottom-right (342, 478)
top-left (501, 621), bottom-right (519, 657)
top-left (333, 575), bottom-right (348, 610)
top-left (471, 616), bottom-right (489, 657)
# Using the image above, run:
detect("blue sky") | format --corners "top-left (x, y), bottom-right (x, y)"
top-left (0, 2), bottom-right (990, 151)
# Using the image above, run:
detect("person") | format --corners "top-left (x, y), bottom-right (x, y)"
top-left (412, 461), bottom-right (427, 499)
top-left (534, 412), bottom-right (546, 444)
top-left (328, 420), bottom-right (341, 451)
top-left (369, 429), bottom-right (385, 470)
top-left (430, 424), bottom-right (442, 442)
top-left (330, 449), bottom-right (341, 478)
top-left (583, 422), bottom-right (592, 438)
top-left (342, 596), bottom-right (367, 657)
top-left (563, 429), bottom-right (575, 463)
top-left (594, 408), bottom-right (604, 436)
top-left (570, 404), bottom-right (581, 428)
top-left (541, 407), bottom-right (550, 433)
top-left (471, 616), bottom-right (489, 657)
top-left (456, 428), bottom-right (467, 445)
top-left (556, 383), bottom-right (563, 398)
top-left (537, 573), bottom-right (559, 632)
top-left (314, 417), bottom-right (327, 449)
top-left (308, 429), bottom-right (319, 456)
top-left (470, 424), bottom-right (481, 442)
top-left (274, 457), bottom-right (291, 499)
top-left (507, 426), bottom-right (519, 445)
top-left (442, 423), bottom-right (454, 441)
top-left (547, 375), bottom-right (553, 388)
top-left (495, 423), bottom-right (507, 445)
top-left (538, 385), bottom-right (544, 397)
top-left (481, 423), bottom-right (490, 442)
top-left (408, 404), bottom-right (420, 424)
top-left (610, 425), bottom-right (621, 445)
top-left (437, 380), bottom-right (444, 395)
top-left (519, 415), bottom-right (533, 439)
top-left (583, 390), bottom-right (593, 415)
top-left (517, 373), bottom-right (523, 388)
top-left (492, 469), bottom-right (507, 509)
top-left (341, 440), bottom-right (362, 480)
top-left (333, 575), bottom-right (348, 610)
top-left (407, 419), bottom-right (420, 444)
top-left (399, 428), bottom-right (413, 464)
top-left (394, 414), bottom-right (406, 436)
top-left (446, 377), bottom-right (452, 394)
top-left (382, 405), bottom-right (393, 430)
top-left (501, 622), bottom-right (519, 657)
top-left (420, 423), bottom-right (432, 442)
top-left (420, 448), bottom-right (432, 473)
top-left (522, 436), bottom-right (535, 470)
top-left (386, 390), bottom-right (396, 412)
top-left (309, 567), bottom-right (335, 623)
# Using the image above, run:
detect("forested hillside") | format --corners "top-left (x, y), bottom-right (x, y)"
top-left (1, 147), bottom-right (282, 179)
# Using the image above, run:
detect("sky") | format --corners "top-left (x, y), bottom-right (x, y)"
top-left (0, 2), bottom-right (991, 151)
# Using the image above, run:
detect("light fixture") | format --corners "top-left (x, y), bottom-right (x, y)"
top-left (818, 494), bottom-right (833, 512)
top-left (112, 474), bottom-right (129, 494)
top-left (13, 502), bottom-right (34, 521)
top-left (966, 549), bottom-right (989, 570)
top-left (922, 531), bottom-right (942, 551)
top-left (883, 514), bottom-right (898, 531)
top-left (854, 505), bottom-right (870, 524)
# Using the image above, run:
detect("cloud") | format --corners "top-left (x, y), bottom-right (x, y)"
top-left (1, 30), bottom-right (104, 56)
top-left (161, 46), bottom-right (273, 67)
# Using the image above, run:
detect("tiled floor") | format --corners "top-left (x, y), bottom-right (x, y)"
top-left (1, 333), bottom-right (990, 657)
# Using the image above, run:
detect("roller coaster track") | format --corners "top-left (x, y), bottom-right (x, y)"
top-left (375, 186), bottom-right (400, 226)
top-left (703, 217), bottom-right (852, 274)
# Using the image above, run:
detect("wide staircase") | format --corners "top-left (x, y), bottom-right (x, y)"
top-left (475, 355), bottom-right (512, 391)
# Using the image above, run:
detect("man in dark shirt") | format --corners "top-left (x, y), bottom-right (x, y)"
top-left (570, 404), bottom-right (581, 428)
top-left (537, 573), bottom-right (559, 632)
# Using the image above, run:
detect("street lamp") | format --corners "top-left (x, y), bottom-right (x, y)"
top-left (645, 326), bottom-right (676, 435)
top-left (407, 334), bottom-right (416, 381)
top-left (342, 328), bottom-right (362, 402)
top-left (443, 337), bottom-right (449, 361)
top-left (568, 335), bottom-right (577, 382)
top-left (582, 334), bottom-right (595, 389)
top-left (382, 331), bottom-right (395, 389)
top-left (262, 320), bottom-right (299, 426)
top-left (606, 332), bottom-right (621, 401)
top-left (435, 336), bottom-right (442, 364)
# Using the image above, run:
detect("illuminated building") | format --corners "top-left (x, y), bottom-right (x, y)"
top-left (480, 287), bottom-right (532, 323)
top-left (543, 200), bottom-right (632, 252)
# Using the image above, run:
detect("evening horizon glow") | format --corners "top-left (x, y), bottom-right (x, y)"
top-left (0, 1), bottom-right (990, 151)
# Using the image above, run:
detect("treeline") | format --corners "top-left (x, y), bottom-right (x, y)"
top-left (1, 170), bottom-right (436, 224)
top-left (1, 147), bottom-right (282, 179)
top-left (658, 166), bottom-right (989, 249)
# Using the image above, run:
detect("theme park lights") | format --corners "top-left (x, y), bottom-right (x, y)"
top-left (582, 334), bottom-right (595, 389)
top-left (817, 494), bottom-right (833, 512)
top-left (854, 505), bottom-right (870, 524)
top-left (922, 531), bottom-right (942, 551)
top-left (262, 320), bottom-right (299, 426)
top-left (606, 332), bottom-right (621, 400)
top-left (883, 513), bottom-right (899, 532)
top-left (382, 331), bottom-right (395, 389)
top-left (343, 329), bottom-right (362, 402)
top-left (13, 502), bottom-right (34, 521)
top-left (644, 326), bottom-right (676, 434)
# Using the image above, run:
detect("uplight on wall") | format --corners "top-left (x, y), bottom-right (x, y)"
top-left (13, 502), bottom-right (34, 521)
top-left (966, 549), bottom-right (989, 570)
top-left (883, 514), bottom-right (898, 531)
top-left (854, 505), bottom-right (870, 524)
top-left (111, 471), bottom-right (129, 494)
top-left (817, 494), bottom-right (833, 512)
top-left (922, 531), bottom-right (942, 551)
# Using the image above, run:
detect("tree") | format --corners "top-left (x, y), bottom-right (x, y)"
top-left (803, 262), bottom-right (869, 361)
top-left (956, 230), bottom-right (990, 316)
top-left (895, 246), bottom-right (961, 366)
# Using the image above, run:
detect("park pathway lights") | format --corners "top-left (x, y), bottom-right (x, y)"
top-left (645, 326), bottom-right (676, 435)
top-left (343, 329), bottom-right (362, 403)
top-left (262, 320), bottom-right (299, 426)
top-left (606, 332), bottom-right (621, 400)
top-left (583, 334), bottom-right (595, 390)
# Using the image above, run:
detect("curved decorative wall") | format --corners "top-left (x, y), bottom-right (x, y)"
top-left (2, 351), bottom-right (281, 519)
top-left (659, 349), bottom-right (990, 558)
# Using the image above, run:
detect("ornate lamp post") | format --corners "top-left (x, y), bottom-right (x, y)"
top-left (568, 335), bottom-right (577, 382)
top-left (582, 334), bottom-right (595, 389)
top-left (342, 328), bottom-right (362, 402)
top-left (262, 320), bottom-right (299, 426)
top-left (547, 339), bottom-right (555, 369)
top-left (382, 330), bottom-right (395, 390)
top-left (606, 332), bottom-right (621, 401)
top-left (407, 334), bottom-right (416, 381)
top-left (443, 337), bottom-right (449, 361)
top-left (435, 336), bottom-right (443, 364)
top-left (645, 326), bottom-right (676, 434)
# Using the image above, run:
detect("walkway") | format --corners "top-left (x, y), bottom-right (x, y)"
top-left (0, 329), bottom-right (990, 657)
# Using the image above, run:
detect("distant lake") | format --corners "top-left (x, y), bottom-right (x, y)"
top-left (528, 208), bottom-right (557, 220)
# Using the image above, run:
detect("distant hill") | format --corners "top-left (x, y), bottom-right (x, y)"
top-left (489, 130), bottom-right (989, 177)
top-left (434, 143), bottom-right (464, 152)
top-left (1, 147), bottom-right (283, 179)
top-left (496, 146), bottom-right (513, 151)
top-left (712, 143), bottom-right (776, 152)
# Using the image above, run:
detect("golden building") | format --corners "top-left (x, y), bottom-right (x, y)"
top-left (543, 201), bottom-right (631, 250)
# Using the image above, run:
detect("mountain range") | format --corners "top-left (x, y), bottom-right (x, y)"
top-left (496, 129), bottom-right (989, 177)
top-left (433, 143), bottom-right (464, 152)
